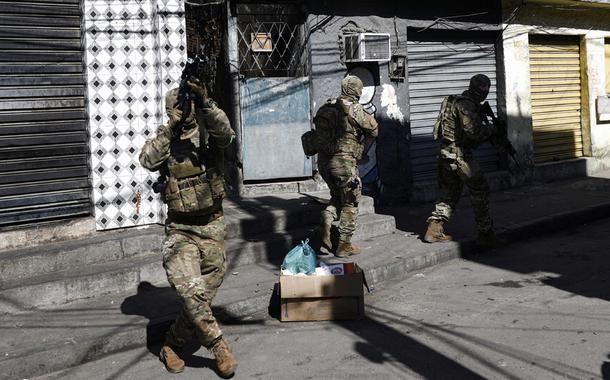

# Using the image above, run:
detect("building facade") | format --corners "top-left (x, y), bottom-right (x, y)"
top-left (2, 0), bottom-right (610, 232)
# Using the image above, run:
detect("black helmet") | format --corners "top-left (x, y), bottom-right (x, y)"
top-left (468, 74), bottom-right (491, 102)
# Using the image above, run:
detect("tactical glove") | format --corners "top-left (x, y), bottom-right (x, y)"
top-left (186, 79), bottom-right (211, 108)
top-left (167, 107), bottom-right (183, 128)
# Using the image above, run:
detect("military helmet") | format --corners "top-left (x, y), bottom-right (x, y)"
top-left (341, 75), bottom-right (363, 101)
top-left (468, 74), bottom-right (491, 102)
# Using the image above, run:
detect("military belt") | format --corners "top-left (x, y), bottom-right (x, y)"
top-left (169, 209), bottom-right (223, 226)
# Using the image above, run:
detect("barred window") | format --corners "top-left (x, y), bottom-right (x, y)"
top-left (236, 3), bottom-right (308, 78)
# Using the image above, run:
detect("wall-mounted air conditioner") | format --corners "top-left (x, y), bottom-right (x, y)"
top-left (343, 33), bottom-right (391, 62)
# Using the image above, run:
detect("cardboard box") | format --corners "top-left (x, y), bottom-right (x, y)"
top-left (279, 265), bottom-right (365, 322)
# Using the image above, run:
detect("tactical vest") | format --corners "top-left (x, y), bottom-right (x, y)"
top-left (433, 95), bottom-right (463, 143)
top-left (162, 127), bottom-right (225, 214)
top-left (336, 99), bottom-right (365, 158)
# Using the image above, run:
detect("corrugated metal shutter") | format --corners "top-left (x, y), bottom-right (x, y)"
top-left (529, 36), bottom-right (583, 163)
top-left (0, 0), bottom-right (91, 226)
top-left (408, 36), bottom-right (499, 181)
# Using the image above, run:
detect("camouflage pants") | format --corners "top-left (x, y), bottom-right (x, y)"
top-left (162, 216), bottom-right (227, 349)
top-left (318, 154), bottom-right (361, 243)
top-left (429, 155), bottom-right (492, 233)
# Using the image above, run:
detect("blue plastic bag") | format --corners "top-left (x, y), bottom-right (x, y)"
top-left (281, 239), bottom-right (317, 275)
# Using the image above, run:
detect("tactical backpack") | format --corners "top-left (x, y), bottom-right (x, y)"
top-left (301, 98), bottom-right (347, 156)
top-left (433, 95), bottom-right (462, 142)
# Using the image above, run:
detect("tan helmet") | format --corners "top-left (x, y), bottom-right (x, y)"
top-left (341, 75), bottom-right (363, 101)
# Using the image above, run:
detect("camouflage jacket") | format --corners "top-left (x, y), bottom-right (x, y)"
top-left (447, 90), bottom-right (498, 154)
top-left (139, 91), bottom-right (234, 236)
top-left (333, 96), bottom-right (378, 158)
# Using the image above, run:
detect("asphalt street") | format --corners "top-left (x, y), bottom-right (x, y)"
top-left (34, 216), bottom-right (610, 380)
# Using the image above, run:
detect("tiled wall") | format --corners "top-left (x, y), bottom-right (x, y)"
top-left (83, 0), bottom-right (187, 230)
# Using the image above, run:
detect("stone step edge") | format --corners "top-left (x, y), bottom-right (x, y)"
top-left (0, 205), bottom-right (388, 282)
top-left (0, 216), bottom-right (396, 313)
top-left (1, 194), bottom-right (374, 260)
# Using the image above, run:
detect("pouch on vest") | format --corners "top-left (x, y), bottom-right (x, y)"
top-left (164, 175), bottom-right (214, 213)
top-left (432, 98), bottom-right (447, 141)
top-left (301, 129), bottom-right (318, 157)
top-left (208, 172), bottom-right (226, 200)
top-left (434, 95), bottom-right (460, 142)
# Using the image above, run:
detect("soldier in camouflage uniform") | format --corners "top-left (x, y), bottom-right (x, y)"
top-left (139, 79), bottom-right (237, 377)
top-left (316, 75), bottom-right (378, 257)
top-left (424, 74), bottom-right (511, 248)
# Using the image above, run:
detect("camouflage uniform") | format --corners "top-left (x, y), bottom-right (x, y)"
top-left (317, 76), bottom-right (378, 244)
top-left (139, 88), bottom-right (234, 350)
top-left (428, 74), bottom-right (500, 234)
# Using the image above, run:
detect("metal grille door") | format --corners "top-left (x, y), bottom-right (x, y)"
top-left (236, 3), bottom-right (311, 181)
top-left (0, 0), bottom-right (90, 226)
top-left (408, 37), bottom-right (499, 181)
top-left (529, 36), bottom-right (583, 163)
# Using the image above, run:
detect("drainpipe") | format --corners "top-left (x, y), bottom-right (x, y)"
top-left (226, 0), bottom-right (244, 197)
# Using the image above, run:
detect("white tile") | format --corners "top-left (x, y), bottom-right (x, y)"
top-left (114, 101), bottom-right (130, 118)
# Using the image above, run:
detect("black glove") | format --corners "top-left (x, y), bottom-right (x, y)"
top-left (186, 79), bottom-right (210, 108)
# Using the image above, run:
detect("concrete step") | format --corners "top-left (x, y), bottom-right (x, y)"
top-left (224, 192), bottom-right (374, 240)
top-left (0, 231), bottom-right (431, 380)
top-left (226, 213), bottom-right (396, 268)
top-left (0, 193), bottom-right (375, 283)
top-left (0, 213), bottom-right (395, 313)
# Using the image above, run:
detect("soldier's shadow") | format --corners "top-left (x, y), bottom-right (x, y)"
top-left (120, 281), bottom-right (217, 371)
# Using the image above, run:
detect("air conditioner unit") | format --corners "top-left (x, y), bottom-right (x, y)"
top-left (344, 33), bottom-right (391, 62)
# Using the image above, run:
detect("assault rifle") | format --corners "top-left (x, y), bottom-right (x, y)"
top-left (174, 56), bottom-right (206, 134)
top-left (481, 102), bottom-right (521, 170)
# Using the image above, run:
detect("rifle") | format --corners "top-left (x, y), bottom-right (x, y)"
top-left (357, 107), bottom-right (378, 164)
top-left (481, 101), bottom-right (521, 170)
top-left (174, 56), bottom-right (205, 135)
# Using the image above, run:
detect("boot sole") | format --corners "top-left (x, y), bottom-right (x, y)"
top-left (160, 354), bottom-right (185, 374)
top-left (218, 364), bottom-right (237, 378)
top-left (161, 360), bottom-right (185, 374)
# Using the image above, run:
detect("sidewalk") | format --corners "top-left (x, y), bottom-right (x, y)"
top-left (381, 169), bottom-right (610, 246)
top-left (4, 171), bottom-right (610, 379)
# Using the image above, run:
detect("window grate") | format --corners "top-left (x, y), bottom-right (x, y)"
top-left (236, 14), bottom-right (307, 78)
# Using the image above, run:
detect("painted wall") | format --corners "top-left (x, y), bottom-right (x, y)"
top-left (501, 0), bottom-right (610, 178)
top-left (304, 8), bottom-right (411, 203)
top-left (303, 0), bottom-right (501, 202)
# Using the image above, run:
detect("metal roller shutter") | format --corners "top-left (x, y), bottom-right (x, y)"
top-left (529, 36), bottom-right (583, 163)
top-left (408, 36), bottom-right (499, 181)
top-left (0, 0), bottom-right (90, 226)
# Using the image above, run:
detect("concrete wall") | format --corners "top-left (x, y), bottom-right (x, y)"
top-left (304, 7), bottom-right (411, 203)
top-left (501, 0), bottom-right (610, 181)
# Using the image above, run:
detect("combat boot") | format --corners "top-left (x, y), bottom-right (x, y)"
top-left (335, 241), bottom-right (361, 258)
top-left (320, 220), bottom-right (333, 253)
top-left (159, 345), bottom-right (185, 374)
top-left (211, 337), bottom-right (237, 378)
top-left (423, 220), bottom-right (452, 243)
top-left (476, 230), bottom-right (506, 250)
